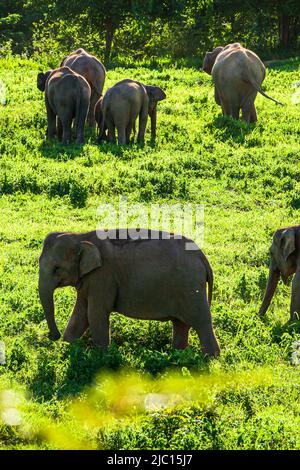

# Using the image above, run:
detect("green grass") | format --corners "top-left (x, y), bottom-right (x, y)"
top-left (1, 54), bottom-right (300, 449)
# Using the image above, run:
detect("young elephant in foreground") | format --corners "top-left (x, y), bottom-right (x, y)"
top-left (259, 225), bottom-right (300, 320)
top-left (38, 230), bottom-right (220, 358)
top-left (96, 79), bottom-right (166, 145)
top-left (37, 66), bottom-right (91, 144)
top-left (203, 42), bottom-right (283, 122)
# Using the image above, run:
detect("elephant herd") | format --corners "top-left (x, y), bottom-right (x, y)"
top-left (37, 43), bottom-right (283, 146)
top-left (37, 48), bottom-right (166, 145)
top-left (37, 44), bottom-right (292, 358)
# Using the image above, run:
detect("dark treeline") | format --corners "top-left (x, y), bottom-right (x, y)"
top-left (1, 1), bottom-right (300, 65)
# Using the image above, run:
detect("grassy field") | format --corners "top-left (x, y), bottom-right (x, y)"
top-left (1, 53), bottom-right (300, 449)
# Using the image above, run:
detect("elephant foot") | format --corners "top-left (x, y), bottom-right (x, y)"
top-left (48, 330), bottom-right (61, 341)
top-left (202, 345), bottom-right (220, 358)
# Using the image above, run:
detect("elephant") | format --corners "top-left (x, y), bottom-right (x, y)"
top-left (202, 43), bottom-right (283, 123)
top-left (38, 229), bottom-right (220, 358)
top-left (96, 79), bottom-right (166, 145)
top-left (60, 48), bottom-right (106, 127)
top-left (259, 225), bottom-right (300, 320)
top-left (37, 66), bottom-right (91, 144)
top-left (94, 95), bottom-right (106, 139)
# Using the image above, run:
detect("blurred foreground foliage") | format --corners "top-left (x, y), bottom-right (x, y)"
top-left (2, 366), bottom-right (300, 450)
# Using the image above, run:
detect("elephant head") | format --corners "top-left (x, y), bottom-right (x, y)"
top-left (39, 233), bottom-right (102, 340)
top-left (144, 85), bottom-right (166, 138)
top-left (37, 71), bottom-right (52, 91)
top-left (202, 46), bottom-right (224, 74)
top-left (259, 227), bottom-right (298, 316)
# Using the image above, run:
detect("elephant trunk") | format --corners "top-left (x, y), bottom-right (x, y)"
top-left (38, 275), bottom-right (61, 340)
top-left (258, 267), bottom-right (280, 316)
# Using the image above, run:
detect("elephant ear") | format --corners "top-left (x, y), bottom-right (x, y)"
top-left (203, 46), bottom-right (224, 74)
top-left (37, 71), bottom-right (52, 91)
top-left (37, 72), bottom-right (46, 91)
top-left (281, 229), bottom-right (296, 261)
top-left (145, 85), bottom-right (166, 103)
top-left (79, 241), bottom-right (102, 277)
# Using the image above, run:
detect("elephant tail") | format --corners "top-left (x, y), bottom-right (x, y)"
top-left (199, 251), bottom-right (213, 307)
top-left (206, 261), bottom-right (213, 307)
top-left (246, 75), bottom-right (284, 106)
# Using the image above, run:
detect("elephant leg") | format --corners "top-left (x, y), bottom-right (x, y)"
top-left (249, 104), bottom-right (257, 123)
top-left (228, 100), bottom-right (240, 120)
top-left (57, 118), bottom-right (63, 141)
top-left (60, 111), bottom-right (73, 145)
top-left (230, 106), bottom-right (240, 120)
top-left (107, 119), bottom-right (116, 144)
top-left (214, 87), bottom-right (221, 106)
top-left (87, 300), bottom-right (110, 349)
top-left (76, 126), bottom-right (84, 145)
top-left (46, 98), bottom-right (56, 140)
top-left (137, 101), bottom-right (148, 144)
top-left (172, 319), bottom-right (190, 349)
top-left (76, 99), bottom-right (89, 145)
top-left (150, 104), bottom-right (157, 140)
top-left (220, 101), bottom-right (226, 116)
top-left (87, 90), bottom-right (100, 128)
top-left (220, 98), bottom-right (230, 117)
top-left (221, 97), bottom-right (239, 120)
top-left (290, 269), bottom-right (300, 321)
top-left (242, 92), bottom-right (257, 123)
top-left (117, 126), bottom-right (126, 145)
top-left (61, 120), bottom-right (72, 144)
top-left (63, 292), bottom-right (88, 342)
top-left (126, 121), bottom-right (134, 144)
top-left (188, 296), bottom-right (220, 358)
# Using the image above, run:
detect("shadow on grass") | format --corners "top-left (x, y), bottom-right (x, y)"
top-left (39, 129), bottom-right (152, 161)
top-left (39, 140), bottom-right (86, 161)
top-left (207, 115), bottom-right (256, 144)
top-left (264, 58), bottom-right (300, 72)
top-left (39, 127), bottom-right (98, 160)
top-left (28, 339), bottom-right (123, 402)
top-left (271, 318), bottom-right (300, 344)
top-left (28, 337), bottom-right (211, 402)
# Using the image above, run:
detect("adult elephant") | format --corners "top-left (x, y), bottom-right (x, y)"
top-left (96, 79), bottom-right (166, 145)
top-left (38, 229), bottom-right (220, 357)
top-left (259, 225), bottom-right (300, 320)
top-left (203, 43), bottom-right (283, 123)
top-left (60, 48), bottom-right (106, 127)
top-left (37, 66), bottom-right (91, 144)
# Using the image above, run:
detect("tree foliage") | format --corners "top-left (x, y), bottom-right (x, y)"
top-left (0, 0), bottom-right (299, 62)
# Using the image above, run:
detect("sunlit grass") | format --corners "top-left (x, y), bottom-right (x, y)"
top-left (1, 54), bottom-right (300, 449)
